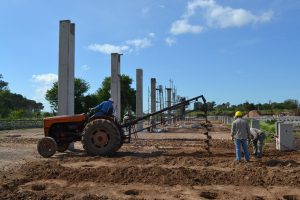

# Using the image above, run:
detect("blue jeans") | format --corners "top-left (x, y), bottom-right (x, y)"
top-left (93, 112), bottom-right (105, 117)
top-left (235, 139), bottom-right (250, 161)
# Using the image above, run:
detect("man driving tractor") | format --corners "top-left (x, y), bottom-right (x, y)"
top-left (90, 98), bottom-right (114, 117)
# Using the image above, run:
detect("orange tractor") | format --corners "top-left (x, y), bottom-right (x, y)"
top-left (37, 95), bottom-right (208, 158)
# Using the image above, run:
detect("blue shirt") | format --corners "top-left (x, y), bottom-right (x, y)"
top-left (94, 101), bottom-right (114, 116)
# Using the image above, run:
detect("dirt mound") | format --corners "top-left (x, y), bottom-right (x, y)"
top-left (2, 155), bottom-right (300, 199)
top-left (2, 147), bottom-right (300, 189)
top-left (82, 194), bottom-right (109, 200)
top-left (1, 124), bottom-right (300, 199)
top-left (264, 159), bottom-right (300, 167)
top-left (247, 110), bottom-right (261, 118)
top-left (200, 191), bottom-right (219, 199)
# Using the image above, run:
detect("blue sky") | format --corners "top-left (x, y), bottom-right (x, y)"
top-left (1, 0), bottom-right (299, 112)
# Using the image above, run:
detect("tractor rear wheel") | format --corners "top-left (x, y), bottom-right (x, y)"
top-left (82, 119), bottom-right (121, 156)
top-left (37, 137), bottom-right (57, 158)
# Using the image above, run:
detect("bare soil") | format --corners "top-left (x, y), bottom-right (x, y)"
top-left (0, 121), bottom-right (300, 200)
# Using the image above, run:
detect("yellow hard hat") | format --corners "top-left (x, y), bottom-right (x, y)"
top-left (235, 111), bottom-right (243, 117)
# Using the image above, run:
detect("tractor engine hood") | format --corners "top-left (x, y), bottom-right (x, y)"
top-left (43, 114), bottom-right (86, 136)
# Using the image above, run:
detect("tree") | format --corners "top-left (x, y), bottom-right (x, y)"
top-left (0, 74), bottom-right (9, 91)
top-left (46, 78), bottom-right (91, 113)
top-left (0, 76), bottom-right (43, 118)
top-left (45, 75), bottom-right (136, 116)
top-left (45, 82), bottom-right (58, 112)
top-left (206, 101), bottom-right (216, 111)
top-left (242, 101), bottom-right (256, 111)
top-left (82, 94), bottom-right (99, 112)
top-left (95, 77), bottom-right (111, 103)
top-left (282, 99), bottom-right (298, 110)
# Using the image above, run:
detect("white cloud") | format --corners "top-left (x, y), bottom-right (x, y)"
top-left (125, 33), bottom-right (155, 50)
top-left (32, 73), bottom-right (58, 84)
top-left (88, 33), bottom-right (155, 55)
top-left (170, 19), bottom-right (203, 35)
top-left (126, 38), bottom-right (151, 50)
top-left (165, 37), bottom-right (176, 46)
top-left (88, 44), bottom-right (130, 55)
top-left (170, 0), bottom-right (273, 35)
top-left (31, 73), bottom-right (58, 111)
top-left (202, 4), bottom-right (273, 28)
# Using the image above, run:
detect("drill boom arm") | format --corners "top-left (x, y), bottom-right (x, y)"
top-left (121, 95), bottom-right (207, 128)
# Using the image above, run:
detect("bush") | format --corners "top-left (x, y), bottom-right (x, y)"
top-left (8, 110), bottom-right (25, 119)
top-left (260, 121), bottom-right (276, 142)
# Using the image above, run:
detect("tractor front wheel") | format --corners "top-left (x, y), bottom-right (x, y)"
top-left (37, 137), bottom-right (57, 158)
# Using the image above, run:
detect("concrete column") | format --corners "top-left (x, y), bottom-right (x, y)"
top-left (111, 53), bottom-right (121, 120)
top-left (276, 123), bottom-right (294, 151)
top-left (58, 20), bottom-right (75, 115)
top-left (166, 88), bottom-right (171, 123)
top-left (150, 78), bottom-right (156, 128)
top-left (225, 116), bottom-right (229, 124)
top-left (136, 69), bottom-right (143, 131)
top-left (151, 78), bottom-right (156, 114)
top-left (179, 97), bottom-right (186, 120)
top-left (251, 119), bottom-right (260, 129)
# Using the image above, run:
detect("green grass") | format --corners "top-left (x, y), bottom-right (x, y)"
top-left (260, 121), bottom-right (276, 143)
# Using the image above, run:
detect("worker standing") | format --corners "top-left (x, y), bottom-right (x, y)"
top-left (91, 98), bottom-right (114, 117)
top-left (250, 128), bottom-right (266, 158)
top-left (231, 111), bottom-right (251, 162)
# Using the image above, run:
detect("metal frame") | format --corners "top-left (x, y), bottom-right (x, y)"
top-left (121, 95), bottom-right (209, 143)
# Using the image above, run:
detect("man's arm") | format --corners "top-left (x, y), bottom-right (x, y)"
top-left (94, 102), bottom-right (103, 112)
top-left (231, 122), bottom-right (236, 140)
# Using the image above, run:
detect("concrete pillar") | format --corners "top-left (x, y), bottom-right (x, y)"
top-left (151, 78), bottom-right (156, 114)
top-left (251, 119), bottom-right (260, 129)
top-left (166, 88), bottom-right (172, 123)
top-left (136, 69), bottom-right (143, 131)
top-left (179, 97), bottom-right (186, 120)
top-left (276, 123), bottom-right (294, 151)
top-left (58, 20), bottom-right (75, 116)
top-left (111, 53), bottom-right (121, 120)
top-left (226, 116), bottom-right (230, 124)
top-left (150, 78), bottom-right (156, 128)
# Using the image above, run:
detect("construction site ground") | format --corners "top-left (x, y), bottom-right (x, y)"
top-left (0, 120), bottom-right (300, 200)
